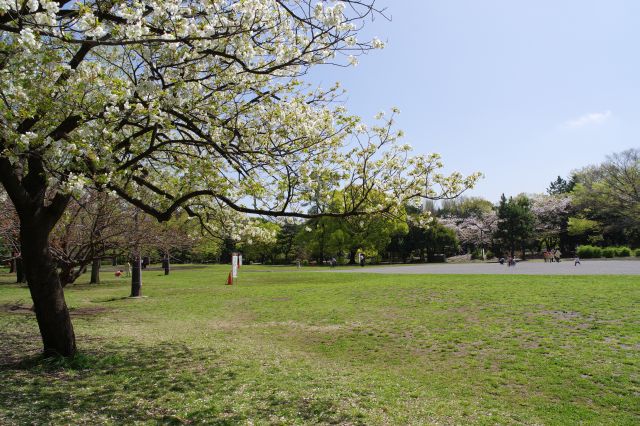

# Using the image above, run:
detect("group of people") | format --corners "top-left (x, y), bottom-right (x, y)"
top-left (498, 249), bottom-right (581, 267)
top-left (543, 249), bottom-right (562, 263)
top-left (498, 256), bottom-right (517, 267)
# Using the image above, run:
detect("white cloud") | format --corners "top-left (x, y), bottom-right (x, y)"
top-left (564, 110), bottom-right (612, 128)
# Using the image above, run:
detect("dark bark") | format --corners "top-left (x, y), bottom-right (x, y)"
top-left (59, 263), bottom-right (87, 287)
top-left (162, 255), bottom-right (170, 275)
top-left (426, 248), bottom-right (436, 262)
top-left (20, 219), bottom-right (76, 357)
top-left (0, 38), bottom-right (98, 358)
top-left (130, 257), bottom-right (142, 297)
top-left (15, 257), bottom-right (26, 283)
top-left (58, 264), bottom-right (73, 287)
top-left (90, 258), bottom-right (100, 284)
top-left (315, 222), bottom-right (325, 265)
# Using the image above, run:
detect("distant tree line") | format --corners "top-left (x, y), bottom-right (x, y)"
top-left (2, 149), bottom-right (638, 273)
top-left (220, 148), bottom-right (640, 264)
top-left (438, 148), bottom-right (639, 260)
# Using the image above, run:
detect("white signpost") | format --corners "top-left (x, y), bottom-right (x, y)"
top-left (232, 253), bottom-right (239, 278)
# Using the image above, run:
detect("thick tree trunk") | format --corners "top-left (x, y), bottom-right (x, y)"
top-left (21, 221), bottom-right (76, 357)
top-left (90, 258), bottom-right (100, 284)
top-left (1, 133), bottom-right (74, 357)
top-left (130, 256), bottom-right (142, 297)
top-left (348, 249), bottom-right (356, 265)
top-left (15, 257), bottom-right (26, 283)
top-left (162, 255), bottom-right (170, 276)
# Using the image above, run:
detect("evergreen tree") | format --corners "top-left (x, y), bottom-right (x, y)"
top-left (496, 194), bottom-right (535, 258)
top-left (547, 176), bottom-right (576, 195)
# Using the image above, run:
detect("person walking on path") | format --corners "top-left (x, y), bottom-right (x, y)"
top-left (554, 249), bottom-right (562, 263)
top-left (574, 256), bottom-right (581, 266)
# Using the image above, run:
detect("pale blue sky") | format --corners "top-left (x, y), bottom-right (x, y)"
top-left (311, 0), bottom-right (640, 201)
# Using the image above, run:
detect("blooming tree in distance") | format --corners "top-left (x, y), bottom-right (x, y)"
top-left (530, 193), bottom-right (572, 249)
top-left (441, 211), bottom-right (498, 259)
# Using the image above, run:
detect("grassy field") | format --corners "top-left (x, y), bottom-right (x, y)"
top-left (0, 265), bottom-right (639, 425)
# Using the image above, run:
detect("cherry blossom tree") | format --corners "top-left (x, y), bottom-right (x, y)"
top-left (530, 193), bottom-right (572, 251)
top-left (0, 1), bottom-right (479, 357)
top-left (0, 189), bottom-right (23, 280)
top-left (441, 210), bottom-right (498, 259)
top-left (50, 190), bottom-right (129, 286)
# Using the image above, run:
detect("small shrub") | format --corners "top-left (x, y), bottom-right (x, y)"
top-left (602, 247), bottom-right (614, 258)
top-left (577, 245), bottom-right (601, 258)
top-left (615, 247), bottom-right (631, 257)
top-left (636, 249), bottom-right (640, 257)
top-left (471, 248), bottom-right (483, 260)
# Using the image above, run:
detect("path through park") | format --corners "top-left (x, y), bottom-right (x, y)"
top-left (334, 260), bottom-right (640, 275)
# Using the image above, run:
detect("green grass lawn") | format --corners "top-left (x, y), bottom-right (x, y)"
top-left (1, 265), bottom-right (638, 425)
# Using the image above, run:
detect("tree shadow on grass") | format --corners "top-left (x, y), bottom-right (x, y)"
top-left (1, 302), bottom-right (112, 317)
top-left (0, 331), bottom-right (240, 424)
top-left (0, 326), bottom-right (361, 425)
